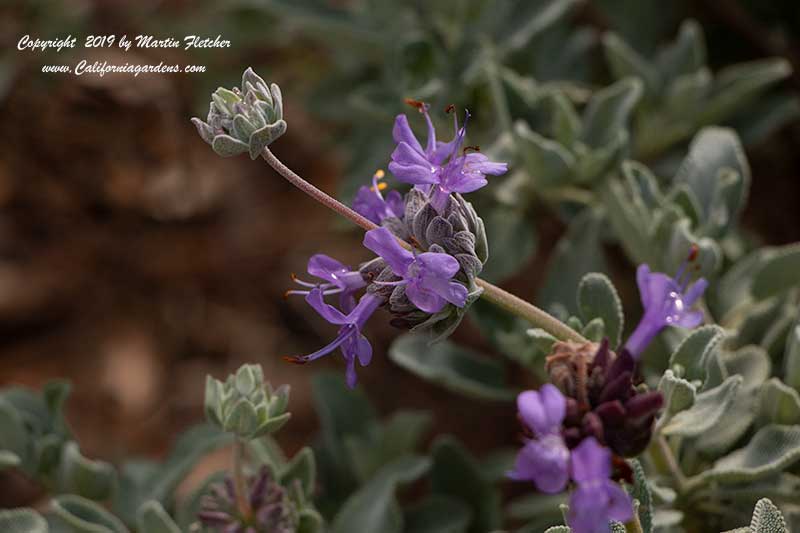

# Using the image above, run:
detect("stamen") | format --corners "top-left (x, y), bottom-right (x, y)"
top-left (292, 277), bottom-right (321, 288)
top-left (463, 145), bottom-right (480, 155)
top-left (404, 98), bottom-right (425, 111)
top-left (688, 243), bottom-right (699, 262)
top-left (285, 326), bottom-right (354, 363)
top-left (444, 104), bottom-right (455, 114)
top-left (370, 170), bottom-right (388, 199)
top-left (372, 280), bottom-right (406, 287)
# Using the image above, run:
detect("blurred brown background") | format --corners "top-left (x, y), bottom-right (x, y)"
top-left (1, 0), bottom-right (800, 508)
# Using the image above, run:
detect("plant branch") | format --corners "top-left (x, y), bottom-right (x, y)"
top-left (624, 512), bottom-right (645, 533)
top-left (261, 147), bottom-right (587, 343)
top-left (232, 438), bottom-right (251, 519)
top-left (655, 435), bottom-right (687, 493)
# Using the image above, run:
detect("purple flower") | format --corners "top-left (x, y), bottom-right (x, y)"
top-left (353, 169), bottom-right (405, 225)
top-left (388, 103), bottom-right (507, 212)
top-left (363, 226), bottom-right (468, 313)
top-left (285, 289), bottom-right (382, 388)
top-left (508, 384), bottom-right (570, 493)
top-left (388, 101), bottom-right (456, 186)
top-left (568, 437), bottom-right (633, 533)
top-left (624, 262), bottom-right (708, 359)
top-left (287, 254), bottom-right (366, 313)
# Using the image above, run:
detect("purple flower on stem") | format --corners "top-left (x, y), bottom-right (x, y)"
top-left (363, 226), bottom-right (468, 313)
top-left (353, 169), bottom-right (405, 225)
top-left (568, 437), bottom-right (633, 533)
top-left (285, 289), bottom-right (382, 388)
top-left (286, 254), bottom-right (366, 313)
top-left (624, 260), bottom-right (708, 359)
top-left (388, 100), bottom-right (456, 186)
top-left (388, 102), bottom-right (507, 212)
top-left (508, 384), bottom-right (570, 493)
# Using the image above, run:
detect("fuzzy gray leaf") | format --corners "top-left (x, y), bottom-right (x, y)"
top-left (662, 375), bottom-right (741, 437)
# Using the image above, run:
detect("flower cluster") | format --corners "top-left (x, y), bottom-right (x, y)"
top-left (284, 102), bottom-right (506, 387)
top-left (197, 466), bottom-right (296, 533)
top-left (509, 262), bottom-right (707, 532)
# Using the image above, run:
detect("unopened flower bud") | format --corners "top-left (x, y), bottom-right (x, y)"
top-left (204, 364), bottom-right (291, 440)
top-left (192, 68), bottom-right (287, 159)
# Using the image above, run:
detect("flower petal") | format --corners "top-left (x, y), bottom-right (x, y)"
top-left (517, 390), bottom-right (549, 436)
top-left (345, 354), bottom-right (358, 389)
top-left (417, 252), bottom-right (460, 278)
top-left (392, 114), bottom-right (424, 154)
top-left (392, 142), bottom-right (436, 172)
top-left (305, 288), bottom-right (348, 325)
top-left (568, 485), bottom-right (612, 533)
top-left (430, 280), bottom-right (468, 308)
top-left (539, 383), bottom-right (567, 428)
top-left (602, 480), bottom-right (634, 523)
top-left (683, 277), bottom-right (708, 307)
top-left (405, 281), bottom-right (447, 313)
top-left (508, 436), bottom-right (569, 493)
top-left (307, 254), bottom-right (349, 284)
top-left (430, 140), bottom-right (455, 165)
top-left (570, 437), bottom-right (611, 483)
top-left (675, 309), bottom-right (704, 328)
top-left (464, 153), bottom-right (508, 175)
top-left (384, 190), bottom-right (405, 219)
top-left (388, 161), bottom-right (439, 186)
top-left (363, 227), bottom-right (414, 276)
top-left (354, 334), bottom-right (373, 366)
top-left (352, 185), bottom-right (383, 224)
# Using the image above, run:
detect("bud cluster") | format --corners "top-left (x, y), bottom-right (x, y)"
top-left (204, 364), bottom-right (291, 440)
top-left (546, 339), bottom-right (663, 457)
top-left (192, 68), bottom-right (287, 159)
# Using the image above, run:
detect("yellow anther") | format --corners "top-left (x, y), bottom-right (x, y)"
top-left (374, 169), bottom-right (385, 179)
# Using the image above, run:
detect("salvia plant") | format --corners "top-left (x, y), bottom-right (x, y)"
top-left (4, 9), bottom-right (800, 533)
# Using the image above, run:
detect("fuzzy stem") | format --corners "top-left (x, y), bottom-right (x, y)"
top-left (232, 438), bottom-right (251, 519)
top-left (624, 513), bottom-right (645, 533)
top-left (261, 147), bottom-right (586, 343)
top-left (655, 435), bottom-right (687, 492)
top-left (261, 148), bottom-right (377, 232)
top-left (476, 278), bottom-right (587, 342)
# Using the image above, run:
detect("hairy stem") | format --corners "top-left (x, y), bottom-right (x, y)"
top-left (624, 513), bottom-right (645, 533)
top-left (261, 147), bottom-right (586, 343)
top-left (477, 278), bottom-right (587, 342)
top-left (232, 438), bottom-right (251, 519)
top-left (655, 435), bottom-right (687, 492)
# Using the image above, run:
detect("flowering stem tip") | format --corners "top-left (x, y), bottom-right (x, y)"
top-left (259, 146), bottom-right (585, 343)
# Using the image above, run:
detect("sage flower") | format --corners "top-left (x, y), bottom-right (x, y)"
top-left (287, 254), bottom-right (367, 313)
top-left (352, 170), bottom-right (405, 225)
top-left (285, 289), bottom-right (382, 388)
top-left (363, 226), bottom-right (468, 313)
top-left (388, 103), bottom-right (507, 212)
top-left (388, 101), bottom-right (455, 184)
top-left (568, 437), bottom-right (633, 533)
top-left (508, 384), bottom-right (570, 493)
top-left (624, 263), bottom-right (708, 359)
